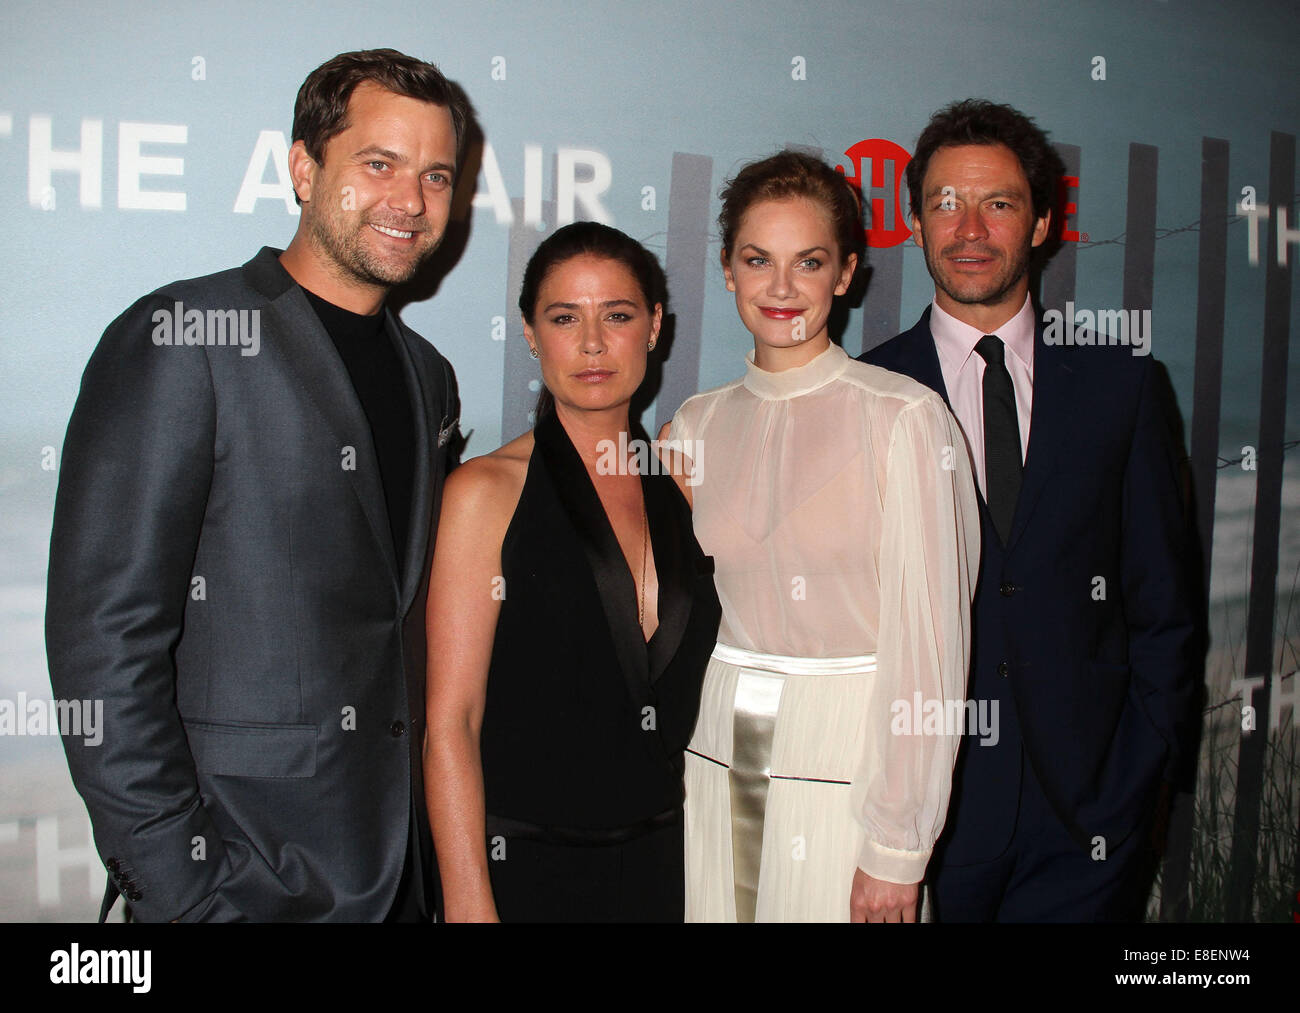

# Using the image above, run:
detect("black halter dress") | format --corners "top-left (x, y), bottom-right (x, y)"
top-left (478, 411), bottom-right (721, 921)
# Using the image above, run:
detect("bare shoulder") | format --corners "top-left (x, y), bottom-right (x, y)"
top-left (492, 428), bottom-right (536, 464)
top-left (442, 432), bottom-right (534, 532)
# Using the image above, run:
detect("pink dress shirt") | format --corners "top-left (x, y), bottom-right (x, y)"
top-left (928, 293), bottom-right (1036, 499)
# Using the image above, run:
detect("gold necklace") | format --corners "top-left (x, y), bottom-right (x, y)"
top-left (638, 505), bottom-right (648, 628)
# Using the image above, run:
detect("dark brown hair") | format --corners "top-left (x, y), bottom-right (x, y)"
top-left (906, 99), bottom-right (1063, 222)
top-left (519, 222), bottom-right (664, 324)
top-left (717, 150), bottom-right (863, 263)
top-left (519, 222), bottom-right (666, 420)
top-left (291, 49), bottom-right (468, 201)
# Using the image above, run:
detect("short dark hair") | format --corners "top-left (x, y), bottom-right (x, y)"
top-left (292, 48), bottom-right (467, 169)
top-left (519, 221), bottom-right (665, 324)
top-left (718, 150), bottom-right (863, 264)
top-left (906, 99), bottom-right (1063, 223)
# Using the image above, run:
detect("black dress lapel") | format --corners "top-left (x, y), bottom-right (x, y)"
top-left (532, 412), bottom-right (651, 711)
top-left (643, 472), bottom-right (693, 686)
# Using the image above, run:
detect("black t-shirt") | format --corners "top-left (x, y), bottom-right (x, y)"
top-left (302, 288), bottom-right (415, 572)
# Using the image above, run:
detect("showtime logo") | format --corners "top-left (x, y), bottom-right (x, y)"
top-left (837, 139), bottom-right (1085, 248)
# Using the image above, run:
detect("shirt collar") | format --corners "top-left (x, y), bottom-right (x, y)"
top-left (929, 292), bottom-right (1036, 380)
top-left (742, 340), bottom-right (849, 400)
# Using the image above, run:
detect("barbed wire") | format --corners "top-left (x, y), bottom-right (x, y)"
top-left (1076, 192), bottom-right (1300, 251)
top-left (1216, 439), bottom-right (1300, 469)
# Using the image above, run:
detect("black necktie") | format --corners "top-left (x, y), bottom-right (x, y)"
top-left (975, 335), bottom-right (1022, 544)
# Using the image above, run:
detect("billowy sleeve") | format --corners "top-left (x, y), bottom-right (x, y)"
top-left (852, 393), bottom-right (980, 883)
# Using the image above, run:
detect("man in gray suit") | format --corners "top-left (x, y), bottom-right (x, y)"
top-left (46, 49), bottom-right (467, 922)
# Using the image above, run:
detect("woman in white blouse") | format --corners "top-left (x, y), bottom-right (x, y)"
top-left (659, 150), bottom-right (980, 922)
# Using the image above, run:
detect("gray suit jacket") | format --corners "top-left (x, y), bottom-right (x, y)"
top-left (46, 247), bottom-right (459, 921)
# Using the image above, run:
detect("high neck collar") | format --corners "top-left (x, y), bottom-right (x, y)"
top-left (743, 341), bottom-right (849, 400)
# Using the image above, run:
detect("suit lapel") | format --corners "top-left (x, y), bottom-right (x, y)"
top-left (533, 412), bottom-right (652, 711)
top-left (1005, 317), bottom-right (1073, 552)
top-left (892, 306), bottom-right (1072, 553)
top-left (261, 284), bottom-right (400, 590)
top-left (911, 311), bottom-right (992, 519)
top-left (386, 312), bottom-right (439, 613)
top-left (241, 248), bottom-right (442, 598)
top-left (908, 309), bottom-right (953, 406)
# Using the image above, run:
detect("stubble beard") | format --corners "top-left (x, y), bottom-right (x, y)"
top-left (308, 205), bottom-right (439, 289)
top-left (924, 231), bottom-right (1034, 311)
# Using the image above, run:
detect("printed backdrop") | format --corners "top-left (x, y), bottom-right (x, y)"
top-left (0, 0), bottom-right (1296, 921)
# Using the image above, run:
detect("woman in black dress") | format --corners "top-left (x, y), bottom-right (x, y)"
top-left (424, 222), bottom-right (721, 921)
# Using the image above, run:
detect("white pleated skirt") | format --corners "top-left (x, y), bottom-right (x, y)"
top-left (684, 642), bottom-right (878, 923)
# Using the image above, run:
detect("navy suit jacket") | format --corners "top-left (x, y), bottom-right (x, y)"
top-left (862, 307), bottom-right (1195, 865)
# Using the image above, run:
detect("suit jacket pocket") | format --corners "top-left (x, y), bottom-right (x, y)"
top-left (186, 720), bottom-right (317, 778)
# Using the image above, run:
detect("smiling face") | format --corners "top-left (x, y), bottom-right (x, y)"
top-left (911, 142), bottom-right (1050, 332)
top-left (722, 197), bottom-right (857, 368)
top-left (524, 254), bottom-right (662, 416)
top-left (290, 81), bottom-right (458, 297)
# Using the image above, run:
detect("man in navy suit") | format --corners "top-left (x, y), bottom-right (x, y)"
top-left (862, 99), bottom-right (1196, 921)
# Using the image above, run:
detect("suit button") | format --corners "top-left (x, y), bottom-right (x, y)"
top-left (999, 582), bottom-right (1016, 597)
top-left (128, 890), bottom-right (142, 902)
top-left (997, 661), bottom-right (1009, 677)
top-left (390, 720), bottom-right (406, 738)
top-left (106, 858), bottom-right (119, 872)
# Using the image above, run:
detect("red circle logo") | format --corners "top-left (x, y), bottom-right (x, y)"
top-left (837, 139), bottom-right (913, 249)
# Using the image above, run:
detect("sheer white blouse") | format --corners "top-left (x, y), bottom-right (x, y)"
top-left (668, 339), bottom-right (980, 879)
